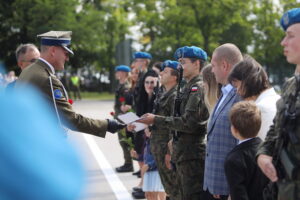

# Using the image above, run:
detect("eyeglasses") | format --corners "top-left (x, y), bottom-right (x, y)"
top-left (22, 58), bottom-right (37, 63)
top-left (145, 81), bottom-right (155, 85)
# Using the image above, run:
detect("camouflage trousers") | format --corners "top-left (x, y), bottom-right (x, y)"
top-left (117, 130), bottom-right (132, 165)
top-left (176, 158), bottom-right (205, 200)
top-left (151, 141), bottom-right (181, 200)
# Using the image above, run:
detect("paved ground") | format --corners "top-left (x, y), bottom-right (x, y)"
top-left (67, 100), bottom-right (143, 200)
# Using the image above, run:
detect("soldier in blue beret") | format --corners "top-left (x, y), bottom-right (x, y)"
top-left (115, 65), bottom-right (131, 72)
top-left (257, 8), bottom-right (300, 200)
top-left (133, 52), bottom-right (152, 60)
top-left (114, 65), bottom-right (134, 173)
top-left (139, 46), bottom-right (209, 199)
top-left (162, 60), bottom-right (179, 71)
top-left (16, 31), bottom-right (125, 138)
top-left (133, 51), bottom-right (152, 75)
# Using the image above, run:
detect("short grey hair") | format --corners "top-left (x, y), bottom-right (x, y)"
top-left (15, 43), bottom-right (38, 61)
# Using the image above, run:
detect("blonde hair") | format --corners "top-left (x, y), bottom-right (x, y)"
top-left (202, 64), bottom-right (220, 113)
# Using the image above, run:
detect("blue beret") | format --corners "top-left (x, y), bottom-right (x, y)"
top-left (133, 52), bottom-right (152, 59)
top-left (280, 8), bottom-right (300, 31)
top-left (115, 65), bottom-right (131, 72)
top-left (162, 60), bottom-right (179, 71)
top-left (174, 46), bottom-right (207, 61)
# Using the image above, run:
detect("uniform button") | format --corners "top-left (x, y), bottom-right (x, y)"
top-left (206, 153), bottom-right (208, 157)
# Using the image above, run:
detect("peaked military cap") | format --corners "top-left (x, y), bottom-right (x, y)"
top-left (115, 65), bottom-right (131, 72)
top-left (280, 8), bottom-right (300, 31)
top-left (133, 52), bottom-right (152, 59)
top-left (162, 60), bottom-right (179, 71)
top-left (174, 46), bottom-right (207, 61)
top-left (37, 31), bottom-right (74, 55)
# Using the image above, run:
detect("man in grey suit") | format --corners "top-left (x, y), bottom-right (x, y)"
top-left (203, 43), bottom-right (243, 200)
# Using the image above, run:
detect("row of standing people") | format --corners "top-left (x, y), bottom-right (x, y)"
top-left (113, 7), bottom-right (300, 200)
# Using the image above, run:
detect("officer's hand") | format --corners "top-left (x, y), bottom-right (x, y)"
top-left (137, 113), bottom-right (155, 125)
top-left (106, 119), bottom-right (126, 133)
top-left (257, 154), bottom-right (278, 182)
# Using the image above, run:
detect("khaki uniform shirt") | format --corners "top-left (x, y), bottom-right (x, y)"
top-left (154, 75), bottom-right (209, 162)
top-left (16, 59), bottom-right (108, 137)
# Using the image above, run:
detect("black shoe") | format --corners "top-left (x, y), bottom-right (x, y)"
top-left (115, 164), bottom-right (133, 173)
top-left (132, 170), bottom-right (141, 176)
top-left (132, 190), bottom-right (145, 199)
top-left (132, 186), bottom-right (142, 192)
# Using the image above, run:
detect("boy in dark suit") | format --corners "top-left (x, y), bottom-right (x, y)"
top-left (224, 101), bottom-right (268, 200)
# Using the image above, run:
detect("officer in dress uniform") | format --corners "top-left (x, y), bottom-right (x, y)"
top-left (16, 31), bottom-right (124, 136)
top-left (257, 8), bottom-right (300, 200)
top-left (114, 65), bottom-right (134, 173)
top-left (150, 60), bottom-right (181, 200)
top-left (139, 46), bottom-right (209, 200)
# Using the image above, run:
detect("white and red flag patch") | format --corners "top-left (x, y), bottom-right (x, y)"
top-left (191, 86), bottom-right (198, 92)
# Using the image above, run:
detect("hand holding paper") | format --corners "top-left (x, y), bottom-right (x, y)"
top-left (136, 113), bottom-right (155, 125)
top-left (117, 112), bottom-right (147, 132)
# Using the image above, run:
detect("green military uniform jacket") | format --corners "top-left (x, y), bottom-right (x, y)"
top-left (16, 59), bottom-right (108, 137)
top-left (114, 81), bottom-right (130, 116)
top-left (154, 75), bottom-right (209, 162)
top-left (258, 76), bottom-right (300, 157)
top-left (151, 86), bottom-right (177, 142)
top-left (257, 76), bottom-right (300, 199)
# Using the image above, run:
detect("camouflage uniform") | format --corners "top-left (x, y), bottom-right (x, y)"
top-left (257, 76), bottom-right (300, 199)
top-left (154, 75), bottom-right (209, 200)
top-left (114, 81), bottom-right (132, 165)
top-left (150, 86), bottom-right (181, 200)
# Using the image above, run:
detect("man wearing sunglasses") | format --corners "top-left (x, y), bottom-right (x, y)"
top-left (16, 31), bottom-right (124, 137)
top-left (5, 44), bottom-right (40, 90)
top-left (16, 43), bottom-right (40, 70)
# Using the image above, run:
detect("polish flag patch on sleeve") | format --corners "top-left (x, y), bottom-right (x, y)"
top-left (191, 86), bottom-right (198, 92)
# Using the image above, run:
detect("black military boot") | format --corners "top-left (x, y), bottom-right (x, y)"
top-left (132, 190), bottom-right (145, 199)
top-left (115, 163), bottom-right (133, 173)
top-left (132, 170), bottom-right (141, 177)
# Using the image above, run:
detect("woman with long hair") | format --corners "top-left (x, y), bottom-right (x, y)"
top-left (228, 56), bottom-right (280, 140)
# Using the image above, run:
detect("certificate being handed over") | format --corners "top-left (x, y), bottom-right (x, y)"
top-left (117, 112), bottom-right (147, 132)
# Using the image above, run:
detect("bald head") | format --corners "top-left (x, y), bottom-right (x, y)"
top-left (213, 43), bottom-right (243, 67)
top-left (211, 43), bottom-right (243, 85)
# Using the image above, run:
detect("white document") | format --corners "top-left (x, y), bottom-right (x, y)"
top-left (117, 112), bottom-right (146, 132)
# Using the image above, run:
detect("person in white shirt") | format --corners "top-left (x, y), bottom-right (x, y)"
top-left (228, 55), bottom-right (280, 140)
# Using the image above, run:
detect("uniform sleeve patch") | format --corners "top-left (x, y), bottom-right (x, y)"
top-left (54, 89), bottom-right (63, 99)
top-left (191, 86), bottom-right (198, 92)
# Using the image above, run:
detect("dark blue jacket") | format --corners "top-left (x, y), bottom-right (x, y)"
top-left (143, 138), bottom-right (157, 171)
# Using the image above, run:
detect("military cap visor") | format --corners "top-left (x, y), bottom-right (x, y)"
top-left (280, 8), bottom-right (300, 31)
top-left (37, 31), bottom-right (74, 55)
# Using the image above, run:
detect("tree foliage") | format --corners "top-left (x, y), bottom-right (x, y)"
top-left (1, 0), bottom-right (300, 87)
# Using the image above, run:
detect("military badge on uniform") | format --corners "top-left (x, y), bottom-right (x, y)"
top-left (54, 89), bottom-right (63, 99)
